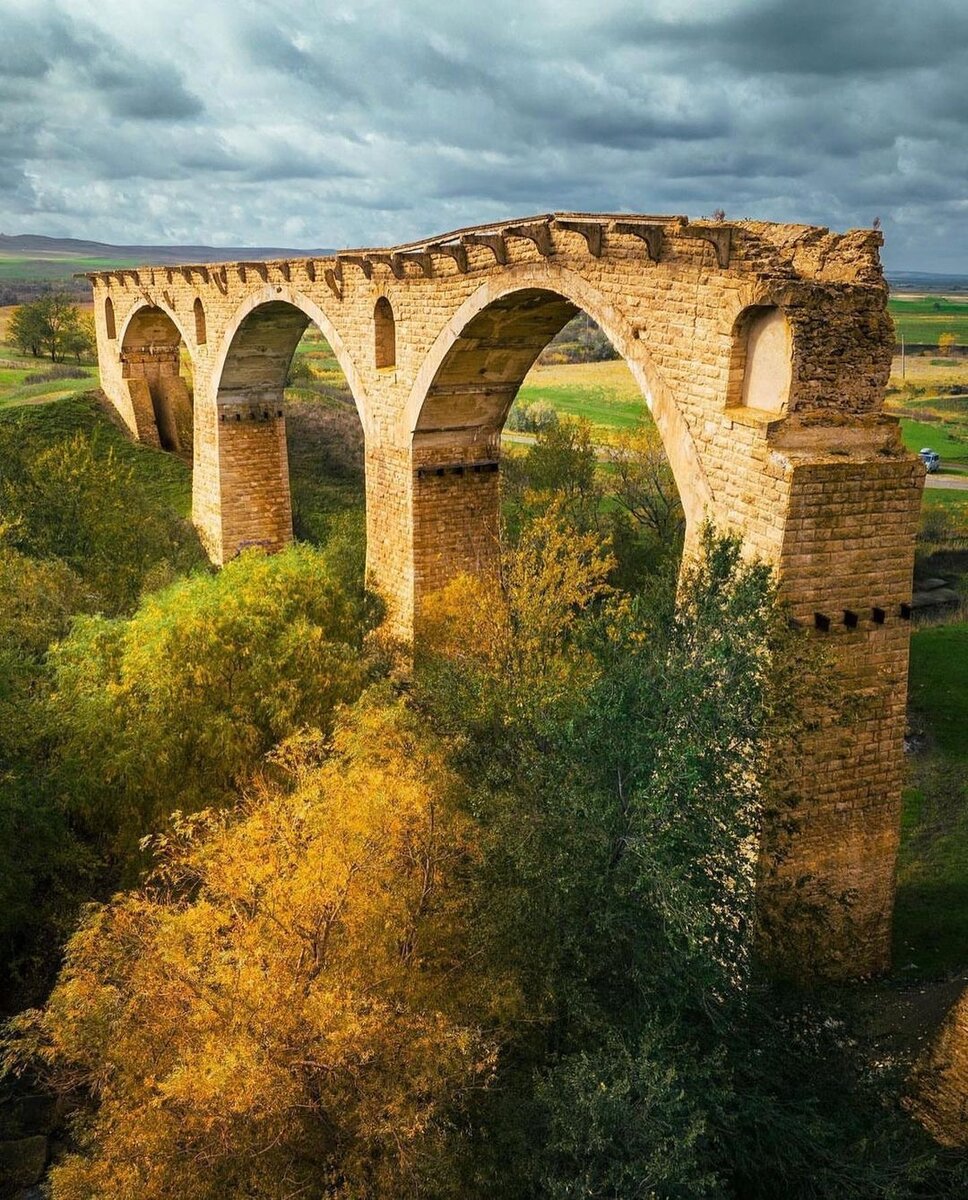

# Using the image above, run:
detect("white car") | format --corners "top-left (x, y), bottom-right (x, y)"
top-left (919, 448), bottom-right (941, 473)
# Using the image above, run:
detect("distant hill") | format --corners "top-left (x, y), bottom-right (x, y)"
top-left (0, 234), bottom-right (336, 304)
top-left (0, 233), bottom-right (335, 264)
top-left (886, 270), bottom-right (968, 294)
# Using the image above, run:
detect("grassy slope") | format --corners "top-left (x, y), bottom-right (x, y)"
top-left (894, 624), bottom-right (968, 977)
top-left (0, 391), bottom-right (195, 518)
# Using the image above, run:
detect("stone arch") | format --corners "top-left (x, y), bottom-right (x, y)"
top-left (404, 269), bottom-right (717, 610)
top-left (405, 264), bottom-right (713, 533)
top-left (119, 303), bottom-right (194, 454)
top-left (374, 296), bottom-right (396, 369)
top-left (203, 290), bottom-right (370, 562)
top-left (213, 284), bottom-right (372, 436)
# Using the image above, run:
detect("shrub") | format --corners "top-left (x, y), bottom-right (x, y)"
top-left (47, 544), bottom-right (385, 859)
top-left (21, 365), bottom-right (90, 384)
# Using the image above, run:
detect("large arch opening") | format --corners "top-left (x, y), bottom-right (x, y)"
top-left (121, 305), bottom-right (194, 455)
top-left (214, 300), bottom-right (365, 569)
top-left (411, 287), bottom-right (684, 603)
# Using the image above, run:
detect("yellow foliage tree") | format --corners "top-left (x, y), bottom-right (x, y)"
top-left (5, 701), bottom-right (513, 1200)
top-left (416, 500), bottom-right (616, 714)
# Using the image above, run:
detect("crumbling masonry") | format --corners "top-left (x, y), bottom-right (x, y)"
top-left (88, 213), bottom-right (923, 979)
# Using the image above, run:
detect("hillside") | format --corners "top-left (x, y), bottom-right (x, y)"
top-left (0, 234), bottom-right (336, 303)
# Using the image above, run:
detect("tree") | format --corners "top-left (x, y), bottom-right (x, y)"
top-left (502, 418), bottom-right (603, 544)
top-left (938, 331), bottom-right (958, 356)
top-left (0, 545), bottom-right (95, 1011)
top-left (47, 543), bottom-right (384, 860)
top-left (606, 422), bottom-right (684, 543)
top-left (61, 313), bottom-right (95, 363)
top-left (0, 425), bottom-right (203, 614)
top-left (9, 294), bottom-right (87, 362)
top-left (413, 521), bottom-right (959, 1197)
top-left (5, 702), bottom-right (504, 1200)
top-left (9, 303), bottom-right (45, 357)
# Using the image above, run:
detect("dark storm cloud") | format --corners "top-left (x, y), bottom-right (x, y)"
top-left (608, 0), bottom-right (968, 76)
top-left (1, 0), bottom-right (966, 270)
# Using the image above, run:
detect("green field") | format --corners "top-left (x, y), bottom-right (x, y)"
top-left (899, 418), bottom-right (968, 461)
top-left (888, 295), bottom-right (968, 346)
top-left (514, 360), bottom-right (648, 432)
top-left (0, 253), bottom-right (139, 282)
top-left (895, 623), bottom-right (968, 976)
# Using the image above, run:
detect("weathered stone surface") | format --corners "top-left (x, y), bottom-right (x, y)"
top-left (88, 212), bottom-right (923, 979)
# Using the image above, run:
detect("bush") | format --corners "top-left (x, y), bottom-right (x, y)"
top-left (505, 398), bottom-right (560, 433)
top-left (47, 544), bottom-right (385, 859)
top-left (21, 365), bottom-right (89, 384)
top-left (6, 703), bottom-right (501, 1200)
top-left (0, 423), bottom-right (203, 615)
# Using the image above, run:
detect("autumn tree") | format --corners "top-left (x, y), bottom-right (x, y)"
top-left (938, 331), bottom-right (958, 356)
top-left (5, 702), bottom-right (508, 1200)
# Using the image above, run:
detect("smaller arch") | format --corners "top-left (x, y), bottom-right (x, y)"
top-left (374, 297), bottom-right (396, 369)
top-left (728, 305), bottom-right (792, 415)
top-left (212, 284), bottom-right (373, 438)
top-left (104, 296), bottom-right (116, 340)
top-left (193, 297), bottom-right (207, 345)
top-left (120, 304), bottom-right (192, 455)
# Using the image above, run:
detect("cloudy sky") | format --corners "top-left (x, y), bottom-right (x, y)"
top-left (2, 0), bottom-right (966, 270)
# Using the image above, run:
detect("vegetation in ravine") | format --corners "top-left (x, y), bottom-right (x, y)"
top-left (4, 507), bottom-right (964, 1198)
top-left (0, 313), bottom-right (965, 1196)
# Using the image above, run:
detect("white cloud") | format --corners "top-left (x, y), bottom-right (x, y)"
top-left (1, 0), bottom-right (965, 270)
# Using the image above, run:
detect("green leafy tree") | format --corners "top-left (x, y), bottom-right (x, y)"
top-left (414, 520), bottom-right (960, 1197)
top-left (0, 545), bottom-right (95, 1010)
top-left (60, 313), bottom-right (95, 363)
top-left (10, 303), bottom-right (45, 357)
top-left (47, 544), bottom-right (384, 860)
top-left (9, 295), bottom-right (86, 362)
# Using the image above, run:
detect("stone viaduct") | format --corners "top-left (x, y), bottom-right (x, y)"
top-left (87, 212), bottom-right (923, 979)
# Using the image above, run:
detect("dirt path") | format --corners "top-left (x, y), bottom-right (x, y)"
top-left (926, 474), bottom-right (968, 491)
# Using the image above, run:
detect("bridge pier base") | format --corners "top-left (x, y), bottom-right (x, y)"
top-left (192, 396), bottom-right (293, 563)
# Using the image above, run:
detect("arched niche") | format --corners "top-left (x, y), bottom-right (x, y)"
top-left (194, 297), bottom-right (207, 346)
top-left (374, 297), bottom-right (396, 369)
top-left (731, 306), bottom-right (793, 415)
